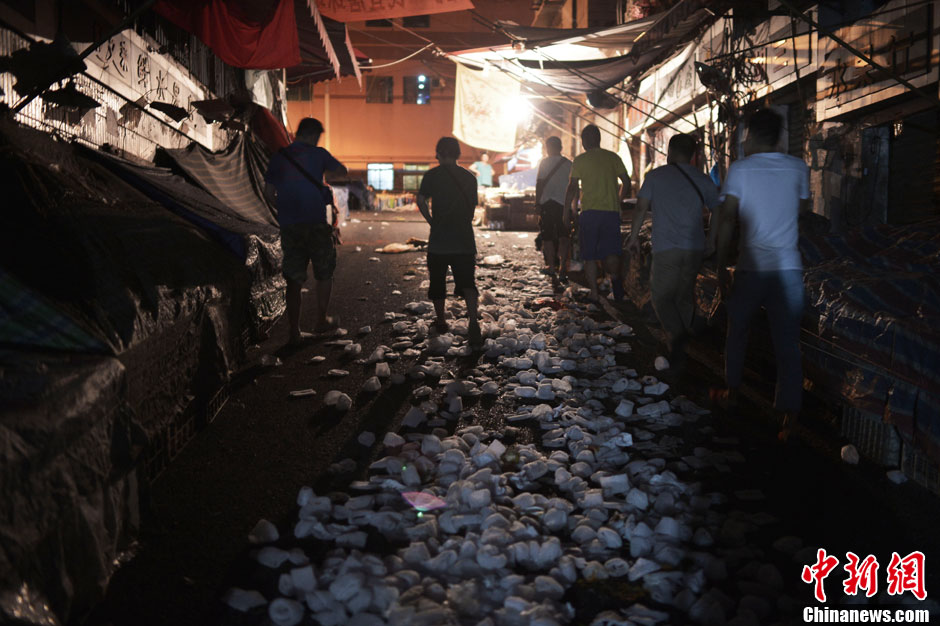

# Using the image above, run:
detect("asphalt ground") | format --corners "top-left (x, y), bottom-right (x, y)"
top-left (85, 210), bottom-right (940, 626)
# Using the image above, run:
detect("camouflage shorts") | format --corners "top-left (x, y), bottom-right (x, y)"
top-left (280, 222), bottom-right (336, 284)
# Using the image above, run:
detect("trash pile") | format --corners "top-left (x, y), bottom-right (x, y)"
top-left (225, 263), bottom-right (806, 626)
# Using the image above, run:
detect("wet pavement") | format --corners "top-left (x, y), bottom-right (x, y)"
top-left (85, 211), bottom-right (940, 626)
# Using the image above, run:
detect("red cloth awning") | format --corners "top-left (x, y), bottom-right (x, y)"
top-left (155, 0), bottom-right (302, 70)
top-left (251, 106), bottom-right (292, 152)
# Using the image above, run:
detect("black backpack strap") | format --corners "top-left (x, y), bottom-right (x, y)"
top-left (442, 164), bottom-right (476, 212)
top-left (672, 163), bottom-right (706, 208)
top-left (279, 147), bottom-right (330, 198)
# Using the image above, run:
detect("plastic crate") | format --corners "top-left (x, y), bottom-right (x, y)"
top-left (840, 406), bottom-right (901, 467)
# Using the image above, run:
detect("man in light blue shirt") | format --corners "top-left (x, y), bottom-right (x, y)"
top-left (628, 133), bottom-right (719, 366)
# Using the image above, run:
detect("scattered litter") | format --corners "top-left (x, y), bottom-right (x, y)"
top-left (323, 390), bottom-right (352, 411)
top-left (289, 389), bottom-right (316, 398)
top-left (260, 355), bottom-right (282, 367)
top-left (231, 249), bottom-right (812, 626)
top-left (402, 491), bottom-right (447, 512)
top-left (886, 470), bottom-right (907, 484)
top-left (378, 243), bottom-right (416, 254)
top-left (248, 519), bottom-right (278, 544)
top-left (840, 444), bottom-right (859, 465)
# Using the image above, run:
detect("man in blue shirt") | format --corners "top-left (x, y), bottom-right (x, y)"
top-left (264, 118), bottom-right (347, 344)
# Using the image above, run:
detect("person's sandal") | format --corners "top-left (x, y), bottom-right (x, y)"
top-left (313, 315), bottom-right (340, 334)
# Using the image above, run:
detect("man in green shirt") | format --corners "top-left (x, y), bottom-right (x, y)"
top-left (565, 124), bottom-right (630, 302)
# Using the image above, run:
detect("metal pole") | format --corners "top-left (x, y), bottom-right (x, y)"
top-left (778, 0), bottom-right (940, 108)
top-left (12, 0), bottom-right (158, 114)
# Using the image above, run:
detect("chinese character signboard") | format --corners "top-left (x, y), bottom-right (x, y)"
top-left (816, 0), bottom-right (940, 120)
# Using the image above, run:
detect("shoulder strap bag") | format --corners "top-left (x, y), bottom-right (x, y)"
top-left (672, 163), bottom-right (706, 208)
top-left (536, 157), bottom-right (568, 205)
top-left (442, 164), bottom-right (477, 213)
top-left (278, 147), bottom-right (336, 217)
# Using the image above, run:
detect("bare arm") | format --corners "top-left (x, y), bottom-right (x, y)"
top-left (416, 193), bottom-right (432, 224)
top-left (715, 195), bottom-right (739, 299)
top-left (324, 162), bottom-right (348, 181)
top-left (618, 174), bottom-right (631, 201)
top-left (564, 178), bottom-right (580, 225)
top-left (626, 196), bottom-right (650, 253)
top-left (715, 195), bottom-right (739, 270)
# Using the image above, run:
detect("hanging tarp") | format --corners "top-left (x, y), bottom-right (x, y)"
top-left (318, 0), bottom-right (474, 23)
top-left (453, 63), bottom-right (520, 153)
top-left (83, 146), bottom-right (284, 329)
top-left (499, 15), bottom-right (658, 50)
top-left (468, 1), bottom-right (717, 95)
top-left (159, 133), bottom-right (279, 228)
top-left (0, 118), bottom-right (276, 626)
top-left (515, 55), bottom-right (641, 94)
top-left (155, 0), bottom-right (302, 69)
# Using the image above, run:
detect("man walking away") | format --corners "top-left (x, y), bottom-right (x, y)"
top-left (469, 152), bottom-right (493, 188)
top-left (714, 109), bottom-right (810, 442)
top-left (264, 117), bottom-right (347, 344)
top-left (565, 125), bottom-right (630, 302)
top-left (535, 136), bottom-right (573, 281)
top-left (627, 133), bottom-right (720, 366)
top-left (417, 137), bottom-right (483, 350)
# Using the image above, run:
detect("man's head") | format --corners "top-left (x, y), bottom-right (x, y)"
top-left (746, 108), bottom-right (783, 151)
top-left (581, 125), bottom-right (601, 150)
top-left (545, 136), bottom-right (562, 156)
top-left (667, 133), bottom-right (697, 164)
top-left (480, 152), bottom-right (489, 163)
top-left (436, 136), bottom-right (461, 162)
top-left (296, 117), bottom-right (324, 145)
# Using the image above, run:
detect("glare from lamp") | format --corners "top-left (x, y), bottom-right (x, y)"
top-left (505, 95), bottom-right (532, 125)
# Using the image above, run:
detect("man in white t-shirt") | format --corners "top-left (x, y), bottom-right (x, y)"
top-left (714, 108), bottom-right (811, 442)
top-left (628, 133), bottom-right (720, 365)
top-left (535, 136), bottom-right (573, 280)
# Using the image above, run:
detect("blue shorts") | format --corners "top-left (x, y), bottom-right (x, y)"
top-left (579, 210), bottom-right (623, 260)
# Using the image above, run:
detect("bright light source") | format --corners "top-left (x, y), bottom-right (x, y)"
top-left (418, 74), bottom-right (426, 82)
top-left (504, 95), bottom-right (532, 125)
